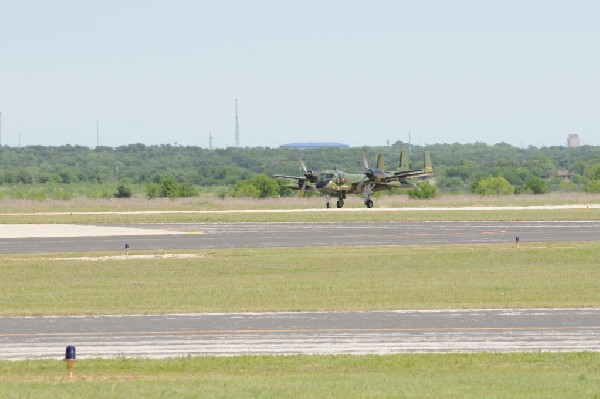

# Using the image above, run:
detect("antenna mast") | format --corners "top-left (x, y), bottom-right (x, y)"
top-left (209, 132), bottom-right (213, 150)
top-left (234, 99), bottom-right (240, 147)
top-left (96, 121), bottom-right (100, 147)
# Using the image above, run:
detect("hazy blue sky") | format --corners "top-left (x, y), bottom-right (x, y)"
top-left (1, 0), bottom-right (598, 148)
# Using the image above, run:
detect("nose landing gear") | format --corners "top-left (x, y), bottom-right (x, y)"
top-left (326, 193), bottom-right (347, 208)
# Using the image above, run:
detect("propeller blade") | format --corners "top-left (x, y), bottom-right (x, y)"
top-left (300, 159), bottom-right (308, 173)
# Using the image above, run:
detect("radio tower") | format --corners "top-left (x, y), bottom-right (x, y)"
top-left (234, 99), bottom-right (240, 147)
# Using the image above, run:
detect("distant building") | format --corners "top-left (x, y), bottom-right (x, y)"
top-left (280, 142), bottom-right (349, 149)
top-left (557, 169), bottom-right (573, 179)
top-left (567, 134), bottom-right (580, 147)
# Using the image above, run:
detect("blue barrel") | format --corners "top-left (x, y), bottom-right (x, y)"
top-left (65, 345), bottom-right (76, 360)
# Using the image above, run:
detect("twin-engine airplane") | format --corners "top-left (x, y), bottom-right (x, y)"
top-left (273, 149), bottom-right (433, 208)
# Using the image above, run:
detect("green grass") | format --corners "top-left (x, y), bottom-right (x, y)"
top-left (2, 243), bottom-right (600, 316)
top-left (0, 208), bottom-right (599, 223)
top-left (1, 353), bottom-right (599, 398)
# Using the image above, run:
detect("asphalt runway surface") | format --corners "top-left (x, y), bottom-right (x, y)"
top-left (2, 309), bottom-right (599, 359)
top-left (3, 220), bottom-right (600, 358)
top-left (2, 220), bottom-right (600, 254)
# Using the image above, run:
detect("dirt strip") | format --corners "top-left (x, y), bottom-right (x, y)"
top-left (0, 224), bottom-right (182, 239)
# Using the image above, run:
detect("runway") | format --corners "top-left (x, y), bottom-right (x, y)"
top-left (2, 220), bottom-right (600, 358)
top-left (1, 309), bottom-right (599, 360)
top-left (2, 220), bottom-right (600, 254)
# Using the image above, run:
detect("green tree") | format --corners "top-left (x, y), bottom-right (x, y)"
top-left (585, 163), bottom-right (600, 180)
top-left (523, 176), bottom-right (549, 194)
top-left (275, 179), bottom-right (295, 197)
top-left (474, 176), bottom-right (515, 195)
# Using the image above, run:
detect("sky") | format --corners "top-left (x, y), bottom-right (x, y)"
top-left (0, 0), bottom-right (599, 148)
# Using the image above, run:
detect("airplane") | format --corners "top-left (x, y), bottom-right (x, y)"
top-left (273, 149), bottom-right (434, 208)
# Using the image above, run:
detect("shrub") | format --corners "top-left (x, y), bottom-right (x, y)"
top-left (234, 181), bottom-right (261, 198)
top-left (523, 176), bottom-right (549, 194)
top-left (234, 175), bottom-right (279, 199)
top-left (146, 183), bottom-right (160, 199)
top-left (474, 176), bottom-right (515, 195)
top-left (408, 181), bottom-right (438, 199)
top-left (27, 190), bottom-right (47, 201)
top-left (177, 182), bottom-right (199, 198)
top-left (584, 180), bottom-right (600, 194)
top-left (159, 177), bottom-right (179, 199)
top-left (114, 185), bottom-right (132, 198)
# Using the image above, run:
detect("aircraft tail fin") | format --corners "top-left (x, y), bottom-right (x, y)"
top-left (424, 151), bottom-right (433, 174)
top-left (398, 148), bottom-right (409, 172)
top-left (376, 153), bottom-right (385, 171)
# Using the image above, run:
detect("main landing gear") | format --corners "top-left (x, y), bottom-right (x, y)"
top-left (363, 183), bottom-right (375, 208)
top-left (325, 193), bottom-right (346, 208)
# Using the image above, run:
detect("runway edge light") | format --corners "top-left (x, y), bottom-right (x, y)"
top-left (64, 345), bottom-right (76, 379)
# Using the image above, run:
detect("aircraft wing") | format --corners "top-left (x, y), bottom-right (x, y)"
top-left (272, 174), bottom-right (307, 181)
top-left (272, 174), bottom-right (316, 191)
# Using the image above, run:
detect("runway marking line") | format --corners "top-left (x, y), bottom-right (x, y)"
top-left (3, 325), bottom-right (600, 338)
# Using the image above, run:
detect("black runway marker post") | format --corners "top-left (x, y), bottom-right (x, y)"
top-left (64, 345), bottom-right (76, 379)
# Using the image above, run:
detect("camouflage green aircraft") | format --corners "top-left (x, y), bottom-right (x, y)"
top-left (274, 149), bottom-right (433, 208)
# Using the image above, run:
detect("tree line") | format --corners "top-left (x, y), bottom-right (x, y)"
top-left (1, 141), bottom-right (600, 198)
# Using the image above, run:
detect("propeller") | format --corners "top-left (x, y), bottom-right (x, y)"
top-left (362, 154), bottom-right (385, 180)
top-left (299, 158), bottom-right (319, 184)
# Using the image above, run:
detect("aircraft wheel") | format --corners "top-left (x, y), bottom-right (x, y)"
top-left (326, 202), bottom-right (331, 209)
top-left (365, 199), bottom-right (373, 208)
top-left (336, 200), bottom-right (344, 208)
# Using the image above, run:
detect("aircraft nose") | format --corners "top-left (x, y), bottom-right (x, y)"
top-left (316, 180), bottom-right (329, 189)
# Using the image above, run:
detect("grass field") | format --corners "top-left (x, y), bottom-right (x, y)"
top-left (1, 207), bottom-right (600, 224)
top-left (2, 243), bottom-right (599, 316)
top-left (2, 196), bottom-right (599, 397)
top-left (0, 192), bottom-right (599, 211)
top-left (1, 193), bottom-right (600, 223)
top-left (1, 353), bottom-right (599, 398)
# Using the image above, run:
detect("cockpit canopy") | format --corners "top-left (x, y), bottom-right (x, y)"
top-left (319, 172), bottom-right (335, 181)
top-left (317, 171), bottom-right (346, 187)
